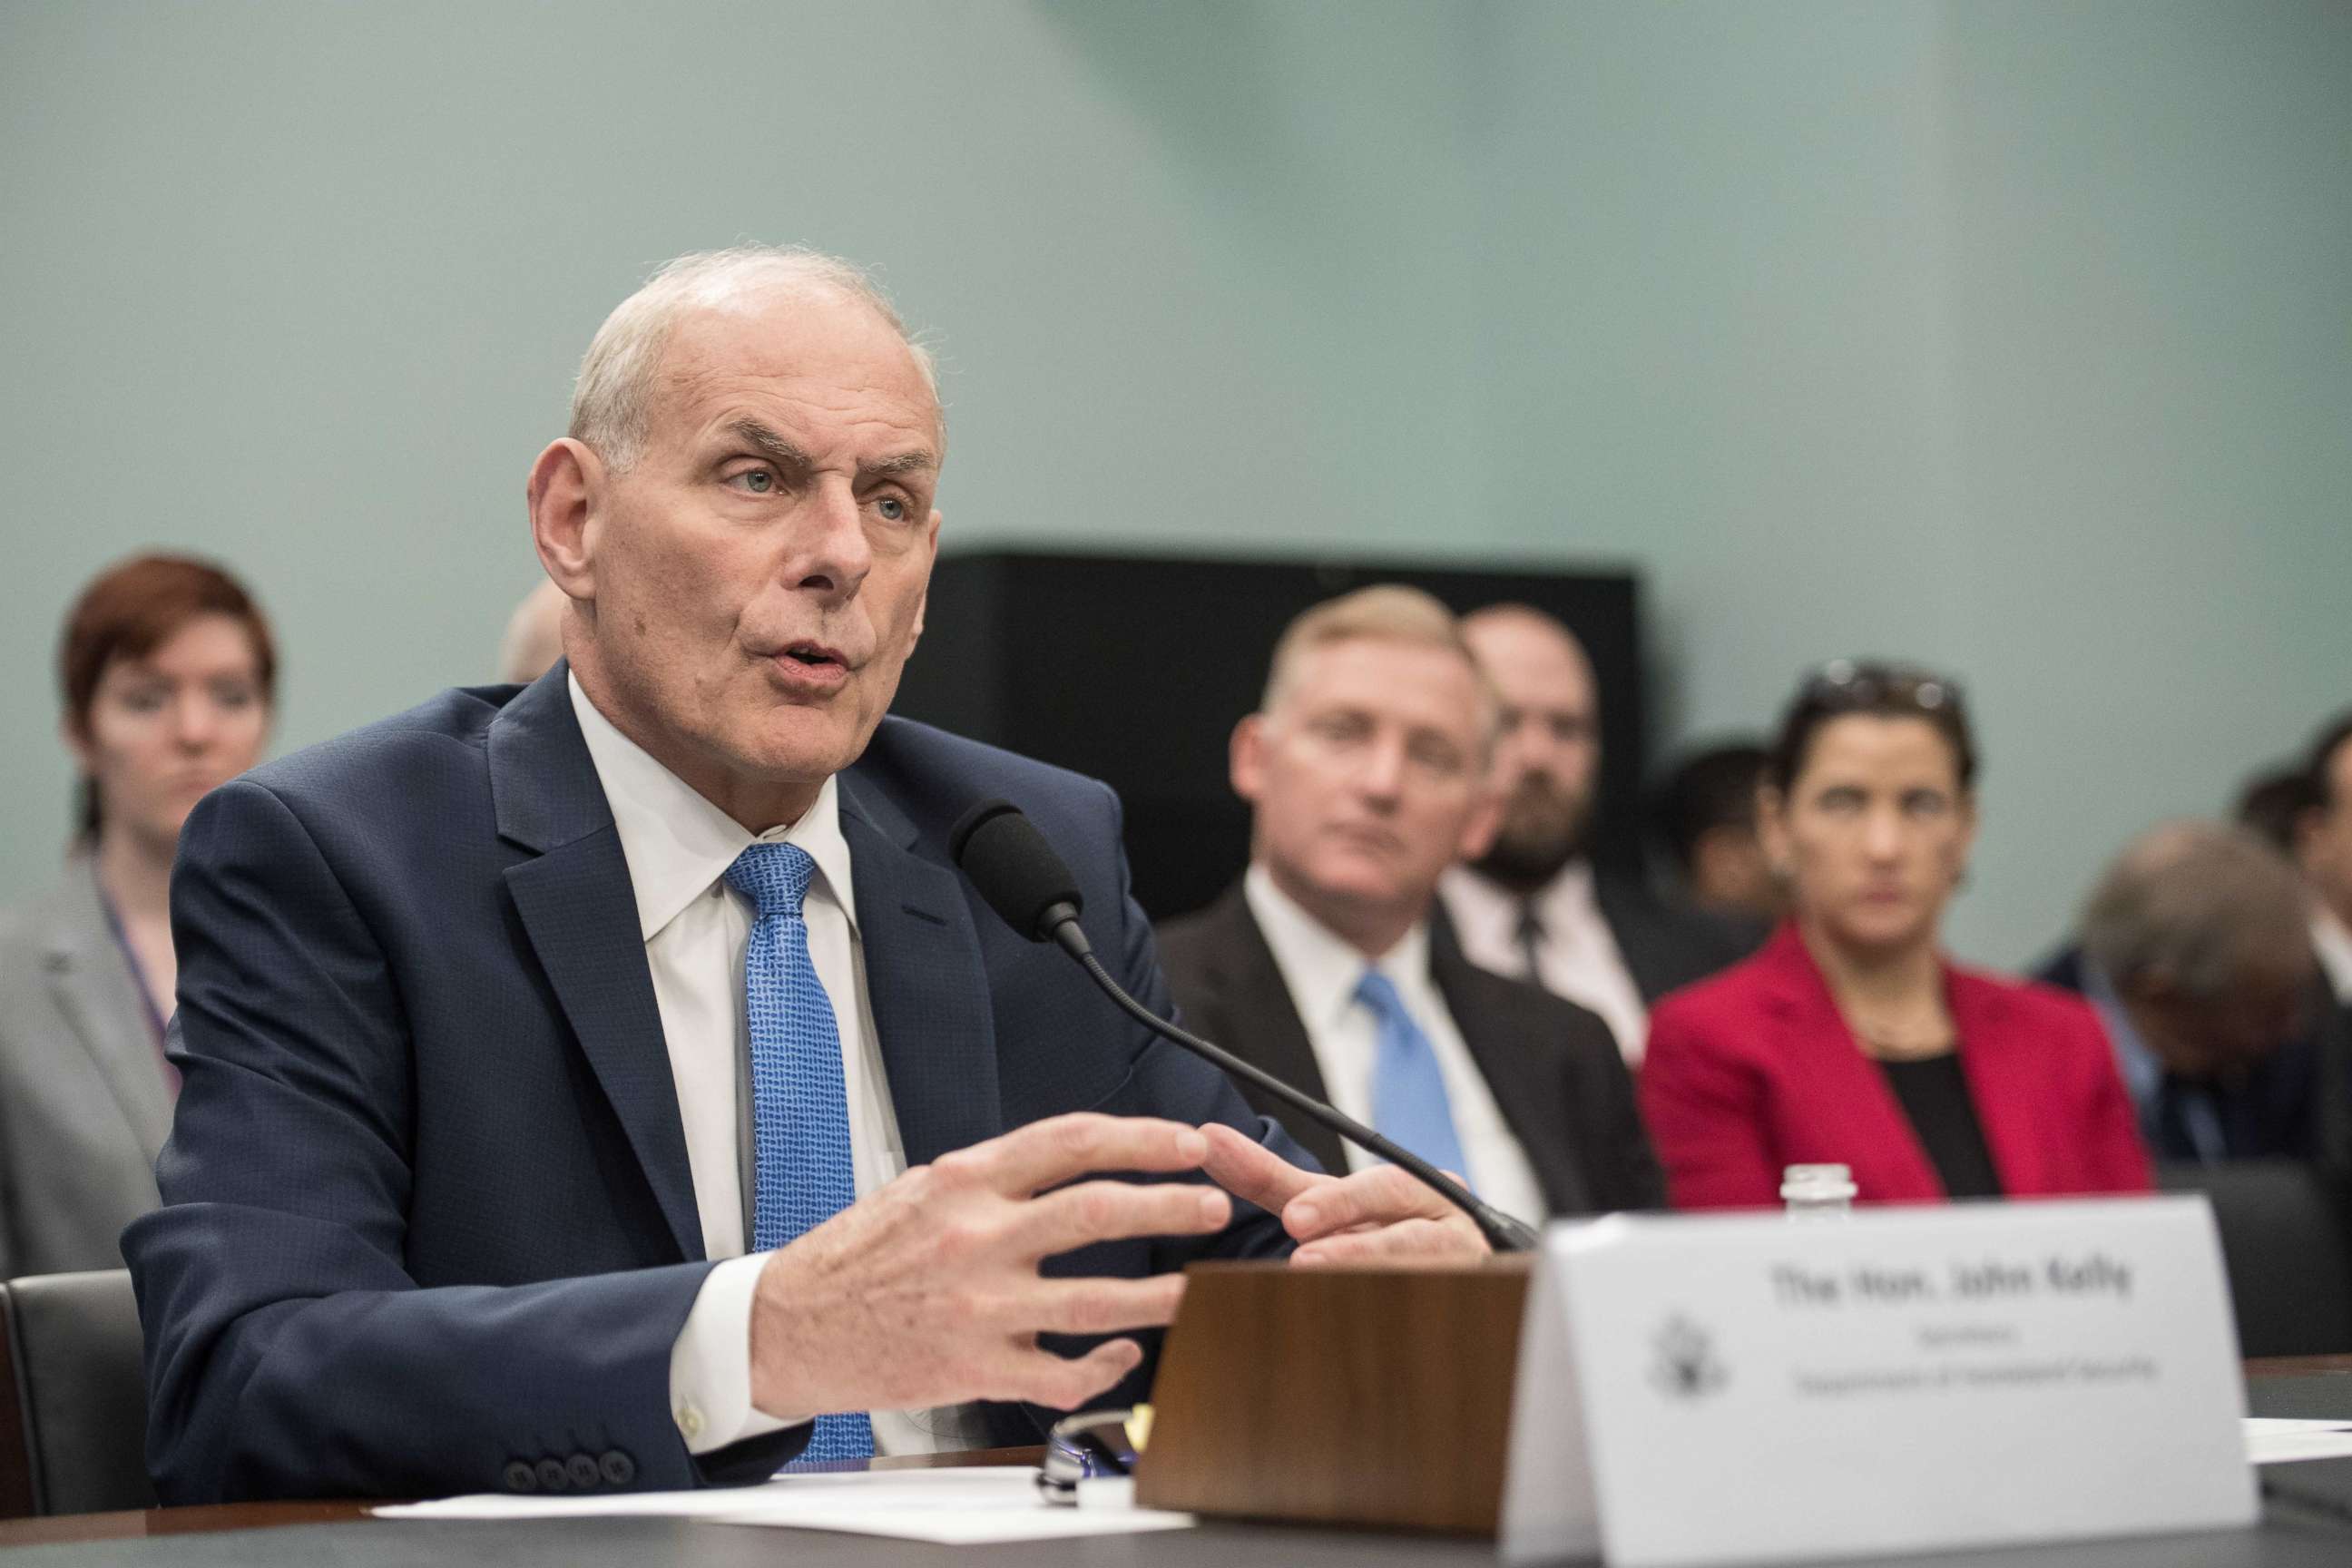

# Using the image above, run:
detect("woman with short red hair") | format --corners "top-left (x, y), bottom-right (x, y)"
top-left (0, 554), bottom-right (276, 1276)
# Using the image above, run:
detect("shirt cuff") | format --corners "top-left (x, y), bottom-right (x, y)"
top-left (669, 1253), bottom-right (804, 1455)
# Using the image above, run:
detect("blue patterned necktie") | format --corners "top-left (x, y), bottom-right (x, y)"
top-left (1354, 968), bottom-right (1470, 1186)
top-left (724, 840), bottom-right (875, 1461)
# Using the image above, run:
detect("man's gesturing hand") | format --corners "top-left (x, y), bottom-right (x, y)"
top-left (748, 1113), bottom-right (1230, 1421)
top-left (1199, 1122), bottom-right (1492, 1267)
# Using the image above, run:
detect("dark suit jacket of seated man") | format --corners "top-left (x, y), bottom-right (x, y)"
top-left (1160, 882), bottom-right (1664, 1217)
top-left (125, 672), bottom-right (1308, 1501)
top-left (124, 250), bottom-right (1487, 1506)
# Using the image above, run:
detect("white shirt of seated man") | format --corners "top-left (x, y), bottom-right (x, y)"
top-left (572, 673), bottom-right (971, 1455)
top-left (524, 251), bottom-right (1490, 1468)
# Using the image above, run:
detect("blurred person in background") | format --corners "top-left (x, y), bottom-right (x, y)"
top-left (497, 578), bottom-right (569, 684)
top-left (2295, 712), bottom-right (2352, 1003)
top-left (1640, 662), bottom-right (2149, 1209)
top-left (2037, 822), bottom-right (2322, 1164)
top-left (0, 554), bottom-right (275, 1275)
top-left (1159, 586), bottom-right (1662, 1223)
top-left (1439, 603), bottom-right (1746, 1064)
top-left (2235, 762), bottom-right (2319, 858)
top-left (1651, 740), bottom-right (1780, 936)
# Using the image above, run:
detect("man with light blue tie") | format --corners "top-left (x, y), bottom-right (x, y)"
top-left (1159, 586), bottom-right (1665, 1222)
top-left (125, 249), bottom-right (1491, 1504)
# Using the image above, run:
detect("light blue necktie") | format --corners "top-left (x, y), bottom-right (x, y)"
top-left (725, 841), bottom-right (875, 1462)
top-left (1354, 968), bottom-right (1470, 1185)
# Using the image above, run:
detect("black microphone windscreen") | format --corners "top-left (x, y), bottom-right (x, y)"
top-left (948, 799), bottom-right (1084, 942)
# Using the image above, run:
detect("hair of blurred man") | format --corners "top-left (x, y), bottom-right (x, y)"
top-left (58, 554), bottom-right (277, 848)
top-left (2296, 710), bottom-right (2352, 934)
top-left (569, 246), bottom-right (939, 475)
top-left (496, 579), bottom-right (570, 685)
top-left (1235, 584), bottom-right (1501, 957)
top-left (1759, 660), bottom-right (1976, 967)
top-left (1457, 603), bottom-right (1600, 893)
top-left (2233, 763), bottom-right (2320, 856)
top-left (2079, 819), bottom-right (2316, 1080)
top-left (1257, 583), bottom-right (1498, 738)
top-left (1653, 740), bottom-right (1781, 925)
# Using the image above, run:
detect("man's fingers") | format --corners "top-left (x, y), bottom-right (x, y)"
top-left (1282, 1161), bottom-right (1446, 1242)
top-left (950, 1113), bottom-right (1210, 1198)
top-left (1024, 1272), bottom-right (1190, 1336)
top-left (994, 1337), bottom-right (1146, 1412)
top-left (1015, 1178), bottom-right (1230, 1259)
top-left (1199, 1121), bottom-right (1324, 1216)
top-left (1291, 1216), bottom-right (1486, 1268)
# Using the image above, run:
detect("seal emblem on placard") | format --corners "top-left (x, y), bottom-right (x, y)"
top-left (1650, 1313), bottom-right (1728, 1400)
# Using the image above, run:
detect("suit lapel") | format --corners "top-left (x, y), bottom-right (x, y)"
top-left (1428, 926), bottom-right (1592, 1215)
top-left (491, 667), bottom-right (703, 1261)
top-left (40, 867), bottom-right (173, 1161)
top-left (1205, 889), bottom-right (1348, 1177)
top-left (836, 774), bottom-right (1002, 1165)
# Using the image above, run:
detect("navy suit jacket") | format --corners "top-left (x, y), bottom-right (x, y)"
top-left (123, 667), bottom-right (1305, 1503)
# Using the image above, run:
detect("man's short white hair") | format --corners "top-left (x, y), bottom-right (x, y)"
top-left (568, 245), bottom-right (940, 472)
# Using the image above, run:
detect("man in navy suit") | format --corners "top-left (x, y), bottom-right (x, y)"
top-left (125, 247), bottom-right (1485, 1504)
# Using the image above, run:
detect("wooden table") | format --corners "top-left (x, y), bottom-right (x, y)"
top-left (0, 1444), bottom-right (1042, 1550)
top-left (4, 1363), bottom-right (2349, 1559)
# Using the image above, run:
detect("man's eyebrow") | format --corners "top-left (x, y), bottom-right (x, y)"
top-left (719, 419), bottom-right (936, 482)
top-left (720, 419), bottom-right (814, 471)
top-left (864, 449), bottom-right (940, 480)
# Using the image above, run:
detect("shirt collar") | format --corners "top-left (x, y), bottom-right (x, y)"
top-left (567, 671), bottom-right (857, 941)
top-left (2081, 955), bottom-right (2161, 1109)
top-left (1243, 863), bottom-right (1432, 1033)
top-left (2311, 905), bottom-right (2352, 1002)
top-left (1441, 857), bottom-right (1595, 939)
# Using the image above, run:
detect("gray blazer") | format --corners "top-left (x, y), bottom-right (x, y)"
top-left (0, 859), bottom-right (173, 1277)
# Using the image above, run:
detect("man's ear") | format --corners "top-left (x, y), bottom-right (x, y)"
top-left (2127, 967), bottom-right (2182, 1013)
top-left (1230, 715), bottom-right (1267, 804)
top-left (2293, 804), bottom-right (2327, 873)
top-left (527, 438), bottom-right (603, 602)
top-left (1457, 777), bottom-right (1503, 861)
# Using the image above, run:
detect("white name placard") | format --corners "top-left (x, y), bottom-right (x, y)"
top-left (1499, 1198), bottom-right (2255, 1566)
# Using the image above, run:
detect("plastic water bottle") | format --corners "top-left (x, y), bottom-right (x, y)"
top-left (1780, 1163), bottom-right (1857, 1220)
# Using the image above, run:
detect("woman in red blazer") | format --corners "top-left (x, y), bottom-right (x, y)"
top-left (1640, 662), bottom-right (2150, 1209)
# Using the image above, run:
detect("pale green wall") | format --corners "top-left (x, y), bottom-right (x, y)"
top-left (3, 1), bottom-right (2345, 967)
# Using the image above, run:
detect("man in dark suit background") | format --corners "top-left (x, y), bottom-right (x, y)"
top-left (1439, 603), bottom-right (1749, 1064)
top-left (2038, 820), bottom-right (2331, 1164)
top-left (125, 247), bottom-right (1486, 1505)
top-left (1159, 586), bottom-right (1662, 1221)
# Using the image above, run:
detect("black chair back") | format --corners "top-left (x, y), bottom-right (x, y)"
top-left (2158, 1161), bottom-right (2352, 1358)
top-left (0, 1269), bottom-right (153, 1516)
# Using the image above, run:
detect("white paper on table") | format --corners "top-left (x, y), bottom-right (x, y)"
top-left (2246, 1417), bottom-right (2352, 1466)
top-left (709, 1468), bottom-right (1196, 1543)
top-left (374, 1465), bottom-right (1196, 1542)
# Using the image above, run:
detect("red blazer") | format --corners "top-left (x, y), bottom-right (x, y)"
top-left (1639, 924), bottom-right (2151, 1210)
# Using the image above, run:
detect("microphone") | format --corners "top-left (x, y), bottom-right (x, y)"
top-left (947, 799), bottom-right (1539, 1255)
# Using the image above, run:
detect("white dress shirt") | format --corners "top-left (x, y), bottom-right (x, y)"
top-left (2313, 906), bottom-right (2352, 1004)
top-left (568, 675), bottom-right (975, 1459)
top-left (1241, 867), bottom-right (1549, 1225)
top-left (1438, 860), bottom-right (1649, 1064)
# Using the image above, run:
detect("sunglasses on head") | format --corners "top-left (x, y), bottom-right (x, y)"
top-left (1799, 660), bottom-right (1965, 717)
